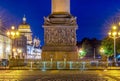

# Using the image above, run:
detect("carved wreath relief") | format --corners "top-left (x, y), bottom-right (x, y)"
top-left (45, 27), bottom-right (76, 45)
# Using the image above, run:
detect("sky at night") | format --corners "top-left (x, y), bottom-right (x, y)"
top-left (0, 0), bottom-right (120, 46)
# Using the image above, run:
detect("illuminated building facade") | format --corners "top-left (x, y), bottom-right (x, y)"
top-left (18, 16), bottom-right (41, 59)
top-left (26, 37), bottom-right (42, 59)
top-left (0, 20), bottom-right (12, 60)
top-left (18, 15), bottom-right (32, 45)
top-left (0, 34), bottom-right (12, 60)
top-left (12, 35), bottom-right (27, 59)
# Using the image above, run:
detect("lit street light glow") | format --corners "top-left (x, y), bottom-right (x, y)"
top-left (108, 24), bottom-right (120, 66)
top-left (112, 25), bottom-right (117, 30)
top-left (7, 26), bottom-right (20, 39)
top-left (100, 48), bottom-right (104, 53)
top-left (6, 26), bottom-right (20, 58)
top-left (78, 49), bottom-right (86, 59)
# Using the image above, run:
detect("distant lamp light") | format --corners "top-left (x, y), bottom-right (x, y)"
top-left (16, 31), bottom-right (19, 36)
top-left (108, 32), bottom-right (111, 35)
top-left (17, 49), bottom-right (22, 53)
top-left (119, 22), bottom-right (120, 26)
top-left (112, 32), bottom-right (117, 36)
top-left (118, 32), bottom-right (120, 36)
top-left (12, 48), bottom-right (16, 52)
top-left (11, 26), bottom-right (15, 30)
top-left (7, 31), bottom-right (10, 36)
top-left (11, 31), bottom-right (15, 36)
top-left (79, 49), bottom-right (83, 53)
top-left (100, 48), bottom-right (104, 53)
top-left (112, 25), bottom-right (117, 30)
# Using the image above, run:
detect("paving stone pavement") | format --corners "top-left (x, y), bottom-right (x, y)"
top-left (0, 70), bottom-right (119, 81)
top-left (35, 74), bottom-right (116, 81)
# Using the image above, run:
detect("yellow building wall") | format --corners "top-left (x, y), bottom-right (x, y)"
top-left (0, 35), bottom-right (12, 60)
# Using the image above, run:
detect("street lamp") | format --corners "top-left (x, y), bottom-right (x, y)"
top-left (78, 49), bottom-right (86, 59)
top-left (100, 48), bottom-right (105, 61)
top-left (108, 25), bottom-right (120, 66)
top-left (100, 48), bottom-right (104, 54)
top-left (17, 48), bottom-right (22, 59)
top-left (6, 26), bottom-right (20, 59)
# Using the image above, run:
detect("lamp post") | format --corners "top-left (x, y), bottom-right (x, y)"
top-left (100, 48), bottom-right (105, 60)
top-left (6, 26), bottom-right (20, 59)
top-left (100, 48), bottom-right (104, 55)
top-left (79, 49), bottom-right (83, 59)
top-left (78, 49), bottom-right (86, 59)
top-left (100, 48), bottom-right (106, 63)
top-left (94, 48), bottom-right (96, 60)
top-left (17, 49), bottom-right (22, 59)
top-left (108, 25), bottom-right (120, 66)
top-left (50, 55), bottom-right (53, 63)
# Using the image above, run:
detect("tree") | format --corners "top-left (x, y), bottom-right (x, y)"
top-left (77, 37), bottom-right (101, 58)
top-left (101, 37), bottom-right (113, 58)
top-left (82, 38), bottom-right (93, 57)
top-left (101, 37), bottom-right (120, 56)
top-left (78, 49), bottom-right (87, 58)
top-left (116, 38), bottom-right (120, 53)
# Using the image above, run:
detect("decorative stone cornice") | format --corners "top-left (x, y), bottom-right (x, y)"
top-left (44, 14), bottom-right (77, 26)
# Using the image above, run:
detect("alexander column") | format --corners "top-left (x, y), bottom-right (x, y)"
top-left (52, 0), bottom-right (70, 14)
top-left (42, 0), bottom-right (78, 61)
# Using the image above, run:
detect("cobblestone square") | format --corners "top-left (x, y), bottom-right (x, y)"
top-left (0, 70), bottom-right (119, 81)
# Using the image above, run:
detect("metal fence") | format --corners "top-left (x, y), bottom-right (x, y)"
top-left (0, 59), bottom-right (120, 70)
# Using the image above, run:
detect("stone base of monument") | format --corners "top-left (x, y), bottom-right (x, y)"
top-left (42, 4), bottom-right (78, 61)
top-left (42, 46), bottom-right (78, 61)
